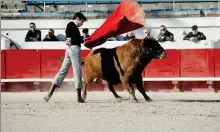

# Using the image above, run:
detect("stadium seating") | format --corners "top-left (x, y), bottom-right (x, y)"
top-left (16, 0), bottom-right (219, 13)
top-left (22, 0), bottom-right (219, 5)
top-left (2, 0), bottom-right (219, 14)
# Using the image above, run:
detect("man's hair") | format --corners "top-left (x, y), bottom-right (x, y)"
top-left (72, 12), bottom-right (87, 21)
top-left (29, 22), bottom-right (35, 26)
top-left (160, 25), bottom-right (166, 28)
top-left (191, 25), bottom-right (198, 30)
top-left (82, 28), bottom-right (89, 33)
top-left (49, 29), bottom-right (54, 33)
top-left (160, 25), bottom-right (167, 31)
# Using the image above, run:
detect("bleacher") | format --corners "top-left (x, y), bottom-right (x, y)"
top-left (22, 0), bottom-right (219, 5)
top-left (1, 0), bottom-right (218, 14)
top-left (1, 1), bottom-right (26, 13)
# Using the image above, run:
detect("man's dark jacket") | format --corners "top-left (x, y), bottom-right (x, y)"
top-left (183, 32), bottom-right (206, 40)
top-left (157, 31), bottom-right (174, 42)
top-left (65, 22), bottom-right (84, 47)
top-left (43, 35), bottom-right (59, 41)
top-left (25, 30), bottom-right (41, 42)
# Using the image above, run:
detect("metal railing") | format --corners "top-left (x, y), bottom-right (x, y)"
top-left (22, 0), bottom-right (219, 5)
top-left (19, 0), bottom-right (220, 13)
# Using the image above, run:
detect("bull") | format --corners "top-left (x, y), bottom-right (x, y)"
top-left (82, 36), bottom-right (167, 103)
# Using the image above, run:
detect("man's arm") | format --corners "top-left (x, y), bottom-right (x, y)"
top-left (37, 30), bottom-right (41, 41)
top-left (183, 32), bottom-right (192, 40)
top-left (25, 31), bottom-right (32, 42)
top-left (116, 35), bottom-right (125, 41)
top-left (157, 33), bottom-right (165, 42)
top-left (66, 23), bottom-right (84, 45)
top-left (197, 32), bottom-right (206, 40)
top-left (42, 38), bottom-right (48, 41)
top-left (166, 32), bottom-right (174, 41)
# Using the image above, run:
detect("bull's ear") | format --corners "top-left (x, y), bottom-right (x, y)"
top-left (143, 36), bottom-right (154, 40)
top-left (142, 36), bottom-right (155, 44)
top-left (141, 36), bottom-right (152, 44)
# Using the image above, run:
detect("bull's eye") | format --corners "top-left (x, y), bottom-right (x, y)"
top-left (148, 48), bottom-right (152, 52)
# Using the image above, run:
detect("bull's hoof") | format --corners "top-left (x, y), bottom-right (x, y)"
top-left (130, 98), bottom-right (139, 103)
top-left (145, 97), bottom-right (153, 102)
top-left (145, 98), bottom-right (153, 102)
top-left (82, 94), bottom-right (87, 101)
top-left (133, 99), bottom-right (139, 103)
top-left (134, 98), bottom-right (139, 103)
top-left (115, 96), bottom-right (123, 102)
top-left (43, 96), bottom-right (50, 102)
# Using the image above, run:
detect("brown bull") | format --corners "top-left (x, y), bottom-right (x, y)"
top-left (82, 36), bottom-right (167, 103)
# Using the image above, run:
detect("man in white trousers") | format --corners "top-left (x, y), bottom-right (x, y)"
top-left (44, 12), bottom-right (87, 103)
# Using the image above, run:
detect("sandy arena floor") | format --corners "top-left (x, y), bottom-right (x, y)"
top-left (1, 91), bottom-right (220, 132)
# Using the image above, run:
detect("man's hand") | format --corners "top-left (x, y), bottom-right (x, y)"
top-left (160, 36), bottom-right (165, 39)
top-left (66, 38), bottom-right (71, 46)
top-left (190, 37), bottom-right (198, 42)
top-left (32, 38), bottom-right (38, 41)
top-left (29, 37), bottom-right (33, 41)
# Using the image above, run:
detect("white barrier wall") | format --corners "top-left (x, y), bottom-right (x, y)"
top-left (2, 17), bottom-right (220, 29)
top-left (1, 38), bottom-right (11, 49)
top-left (1, 39), bottom-right (219, 50)
top-left (1, 17), bottom-right (220, 48)
top-left (21, 41), bottom-right (213, 50)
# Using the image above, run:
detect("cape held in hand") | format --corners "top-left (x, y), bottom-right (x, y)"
top-left (84, 0), bottom-right (146, 49)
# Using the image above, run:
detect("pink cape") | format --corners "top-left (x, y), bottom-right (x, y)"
top-left (84, 0), bottom-right (146, 49)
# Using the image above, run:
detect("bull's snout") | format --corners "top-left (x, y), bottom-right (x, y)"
top-left (159, 51), bottom-right (167, 59)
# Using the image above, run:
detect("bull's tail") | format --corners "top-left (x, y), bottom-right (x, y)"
top-left (92, 48), bottom-right (106, 55)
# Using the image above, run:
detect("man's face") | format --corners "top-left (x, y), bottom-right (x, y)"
top-left (76, 18), bottom-right (86, 27)
top-left (83, 32), bottom-right (88, 37)
top-left (192, 29), bottom-right (198, 34)
top-left (144, 29), bottom-right (151, 36)
top-left (30, 24), bottom-right (36, 32)
top-left (160, 27), bottom-right (166, 34)
top-left (48, 30), bottom-right (54, 38)
top-left (127, 32), bottom-right (135, 38)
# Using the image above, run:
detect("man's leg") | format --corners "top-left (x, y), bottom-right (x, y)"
top-left (68, 45), bottom-right (84, 103)
top-left (44, 49), bottom-right (71, 102)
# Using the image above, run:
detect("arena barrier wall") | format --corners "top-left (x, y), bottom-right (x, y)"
top-left (1, 41), bottom-right (220, 92)
top-left (1, 50), bottom-right (6, 79)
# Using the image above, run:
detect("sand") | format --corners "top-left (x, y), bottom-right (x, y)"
top-left (1, 91), bottom-right (220, 132)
